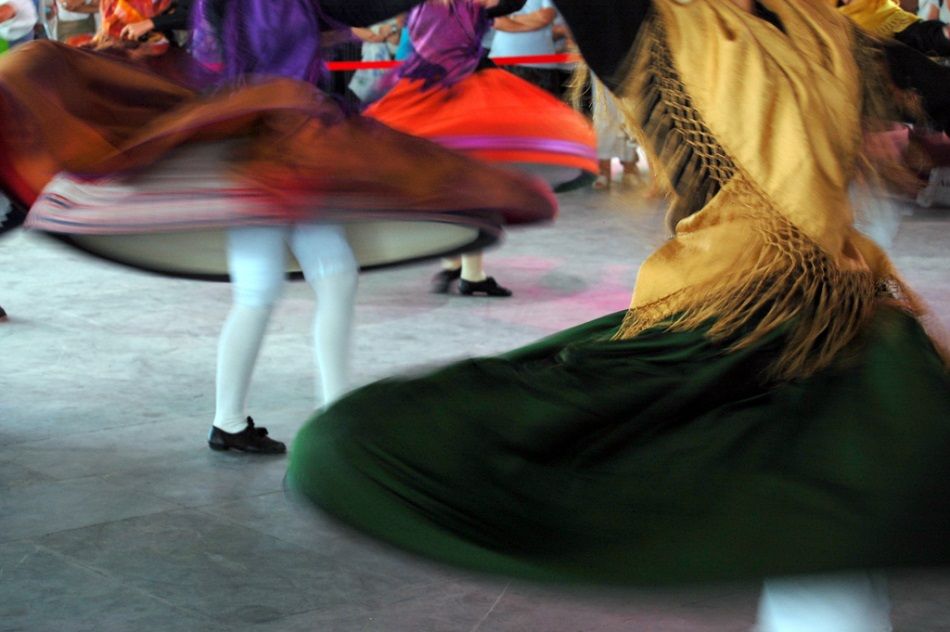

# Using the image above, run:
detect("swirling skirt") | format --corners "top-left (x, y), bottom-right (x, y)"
top-left (366, 68), bottom-right (598, 188)
top-left (0, 42), bottom-right (556, 277)
top-left (289, 306), bottom-right (950, 586)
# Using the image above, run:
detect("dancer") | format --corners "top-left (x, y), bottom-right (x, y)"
top-left (365, 0), bottom-right (596, 296)
top-left (0, 0), bottom-right (555, 452)
top-left (289, 1), bottom-right (950, 629)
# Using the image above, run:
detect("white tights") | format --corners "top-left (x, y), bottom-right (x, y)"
top-left (441, 253), bottom-right (486, 282)
top-left (756, 573), bottom-right (892, 632)
top-left (213, 224), bottom-right (358, 433)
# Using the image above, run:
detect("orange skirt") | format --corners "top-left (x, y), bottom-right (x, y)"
top-left (365, 68), bottom-right (597, 185)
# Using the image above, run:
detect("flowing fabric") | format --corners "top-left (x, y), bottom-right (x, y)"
top-left (290, 307), bottom-right (950, 585)
top-left (0, 40), bottom-right (556, 275)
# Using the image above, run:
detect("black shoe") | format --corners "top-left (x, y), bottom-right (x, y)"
top-left (458, 276), bottom-right (512, 297)
top-left (0, 305), bottom-right (6, 321)
top-left (208, 417), bottom-right (286, 454)
top-left (431, 268), bottom-right (462, 294)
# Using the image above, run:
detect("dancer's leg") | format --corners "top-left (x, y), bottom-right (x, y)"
top-left (460, 253), bottom-right (486, 283)
top-left (213, 226), bottom-right (288, 434)
top-left (756, 573), bottom-right (892, 632)
top-left (458, 252), bottom-right (512, 297)
top-left (290, 224), bottom-right (359, 407)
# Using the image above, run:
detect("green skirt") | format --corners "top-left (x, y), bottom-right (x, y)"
top-left (288, 307), bottom-right (950, 586)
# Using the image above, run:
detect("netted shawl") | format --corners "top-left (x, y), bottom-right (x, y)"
top-left (610, 0), bottom-right (927, 380)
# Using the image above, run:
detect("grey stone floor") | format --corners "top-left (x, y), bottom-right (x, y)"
top-left (1, 184), bottom-right (948, 632)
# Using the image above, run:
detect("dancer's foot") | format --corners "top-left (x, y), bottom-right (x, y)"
top-left (0, 305), bottom-right (6, 321)
top-left (208, 417), bottom-right (286, 454)
top-left (459, 276), bottom-right (512, 297)
top-left (431, 268), bottom-right (461, 294)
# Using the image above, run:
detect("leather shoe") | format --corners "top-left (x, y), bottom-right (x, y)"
top-left (431, 267), bottom-right (461, 294)
top-left (458, 276), bottom-right (512, 297)
top-left (208, 417), bottom-right (286, 454)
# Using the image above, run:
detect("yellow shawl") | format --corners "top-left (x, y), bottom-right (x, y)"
top-left (613, 0), bottom-right (922, 379)
top-left (834, 0), bottom-right (920, 39)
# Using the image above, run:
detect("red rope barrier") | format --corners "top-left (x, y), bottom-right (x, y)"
top-left (326, 53), bottom-right (578, 72)
top-left (327, 60), bottom-right (401, 71)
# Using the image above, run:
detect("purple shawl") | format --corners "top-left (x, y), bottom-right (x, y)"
top-left (378, 0), bottom-right (490, 94)
top-left (191, 0), bottom-right (330, 85)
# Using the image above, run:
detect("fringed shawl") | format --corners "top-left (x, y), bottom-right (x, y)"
top-left (610, 0), bottom-right (925, 380)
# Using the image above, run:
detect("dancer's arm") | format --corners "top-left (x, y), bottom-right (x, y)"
top-left (551, 0), bottom-right (651, 90)
top-left (321, 0), bottom-right (437, 27)
top-left (152, 0), bottom-right (194, 32)
top-left (493, 6), bottom-right (556, 32)
top-left (322, 0), bottom-right (517, 27)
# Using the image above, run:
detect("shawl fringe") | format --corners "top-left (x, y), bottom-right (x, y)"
top-left (608, 15), bottom-right (925, 381)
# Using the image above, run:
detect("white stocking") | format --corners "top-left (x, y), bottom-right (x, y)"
top-left (213, 303), bottom-right (273, 433)
top-left (214, 226), bottom-right (287, 432)
top-left (756, 573), bottom-right (892, 632)
top-left (460, 252), bottom-right (486, 282)
top-left (290, 224), bottom-right (359, 406)
top-left (311, 270), bottom-right (358, 404)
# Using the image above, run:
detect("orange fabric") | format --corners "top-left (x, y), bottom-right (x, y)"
top-left (366, 69), bottom-right (597, 174)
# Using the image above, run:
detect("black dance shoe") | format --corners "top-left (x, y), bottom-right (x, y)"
top-left (458, 277), bottom-right (512, 297)
top-left (431, 268), bottom-right (462, 294)
top-left (0, 305), bottom-right (6, 321)
top-left (208, 417), bottom-right (286, 454)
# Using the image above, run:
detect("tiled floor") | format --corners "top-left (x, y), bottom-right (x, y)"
top-left (1, 184), bottom-right (948, 631)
